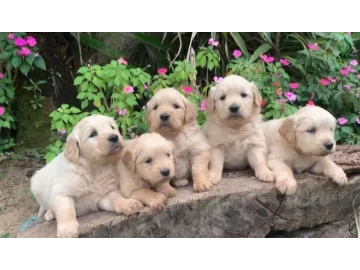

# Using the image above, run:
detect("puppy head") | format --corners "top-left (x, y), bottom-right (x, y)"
top-left (206, 75), bottom-right (262, 122)
top-left (279, 106), bottom-right (337, 156)
top-left (122, 132), bottom-right (175, 185)
top-left (65, 115), bottom-right (123, 164)
top-left (146, 88), bottom-right (197, 136)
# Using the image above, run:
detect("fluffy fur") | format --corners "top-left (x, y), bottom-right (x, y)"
top-left (203, 75), bottom-right (273, 184)
top-left (146, 88), bottom-right (213, 192)
top-left (30, 115), bottom-right (143, 238)
top-left (118, 132), bottom-right (176, 210)
top-left (261, 105), bottom-right (348, 195)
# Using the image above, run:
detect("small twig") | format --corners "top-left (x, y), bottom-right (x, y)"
top-left (169, 32), bottom-right (182, 69)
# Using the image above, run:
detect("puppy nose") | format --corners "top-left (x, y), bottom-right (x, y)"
top-left (324, 142), bottom-right (333, 150)
top-left (160, 113), bottom-right (170, 121)
top-left (160, 168), bottom-right (170, 177)
top-left (229, 104), bottom-right (239, 113)
top-left (108, 134), bottom-right (119, 143)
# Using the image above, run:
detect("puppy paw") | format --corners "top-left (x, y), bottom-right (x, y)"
top-left (193, 179), bottom-right (213, 193)
top-left (116, 199), bottom-right (144, 216)
top-left (158, 185), bottom-right (177, 198)
top-left (276, 177), bottom-right (297, 195)
top-left (148, 193), bottom-right (168, 211)
top-left (172, 178), bottom-right (189, 187)
top-left (255, 167), bottom-right (274, 183)
top-left (44, 209), bottom-right (55, 221)
top-left (331, 168), bottom-right (348, 186)
top-left (57, 220), bottom-right (80, 238)
top-left (209, 171), bottom-right (222, 185)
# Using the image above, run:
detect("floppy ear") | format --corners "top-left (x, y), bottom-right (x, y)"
top-left (278, 118), bottom-right (296, 145)
top-left (206, 86), bottom-right (216, 113)
top-left (183, 96), bottom-right (197, 123)
top-left (122, 150), bottom-right (136, 173)
top-left (64, 131), bottom-right (79, 163)
top-left (250, 82), bottom-right (262, 107)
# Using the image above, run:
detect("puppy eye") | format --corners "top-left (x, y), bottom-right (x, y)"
top-left (167, 153), bottom-right (171, 157)
top-left (89, 131), bottom-right (97, 138)
top-left (307, 128), bottom-right (316, 134)
top-left (154, 105), bottom-right (158, 110)
top-left (110, 125), bottom-right (115, 130)
top-left (145, 158), bottom-right (152, 164)
top-left (173, 104), bottom-right (180, 109)
top-left (220, 95), bottom-right (226, 101)
top-left (241, 93), bottom-right (247, 98)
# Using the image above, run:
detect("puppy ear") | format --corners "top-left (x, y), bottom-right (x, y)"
top-left (145, 100), bottom-right (153, 125)
top-left (206, 86), bottom-right (216, 113)
top-left (64, 131), bottom-right (79, 163)
top-left (122, 150), bottom-right (136, 173)
top-left (279, 118), bottom-right (296, 145)
top-left (183, 96), bottom-right (197, 123)
top-left (250, 82), bottom-right (262, 107)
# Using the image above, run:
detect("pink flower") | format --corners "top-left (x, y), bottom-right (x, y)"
top-left (0, 73), bottom-right (3, 79)
top-left (15, 37), bottom-right (27, 47)
top-left (260, 100), bottom-right (267, 107)
top-left (347, 32), bottom-right (352, 36)
top-left (277, 99), bottom-right (286, 105)
top-left (307, 44), bottom-right (319, 51)
top-left (214, 76), bottom-right (223, 83)
top-left (289, 82), bottom-right (299, 90)
top-left (7, 33), bottom-right (15, 40)
top-left (144, 84), bottom-right (149, 89)
top-left (307, 100), bottom-right (315, 106)
top-left (272, 82), bottom-right (280, 87)
top-left (260, 54), bottom-right (274, 64)
top-left (26, 36), bottom-right (37, 47)
top-left (284, 91), bottom-right (297, 102)
top-left (20, 47), bottom-right (31, 56)
top-left (350, 60), bottom-right (358, 66)
top-left (337, 117), bottom-right (348, 125)
top-left (344, 85), bottom-right (351, 90)
top-left (200, 99), bottom-right (206, 111)
top-left (320, 78), bottom-right (330, 86)
top-left (232, 50), bottom-right (242, 58)
top-left (356, 118), bottom-right (360, 125)
top-left (327, 77), bottom-right (336, 83)
top-left (59, 129), bottom-right (66, 135)
top-left (357, 74), bottom-right (360, 79)
top-left (340, 68), bottom-right (349, 75)
top-left (119, 109), bottom-right (127, 116)
top-left (276, 88), bottom-right (282, 96)
top-left (182, 86), bottom-right (193, 93)
top-left (157, 68), bottom-right (167, 75)
top-left (208, 38), bottom-right (219, 46)
top-left (0, 106), bottom-right (4, 115)
top-left (279, 58), bottom-right (290, 66)
top-left (123, 86), bottom-right (134, 94)
top-left (117, 57), bottom-right (128, 65)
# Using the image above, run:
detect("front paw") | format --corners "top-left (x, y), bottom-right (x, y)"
top-left (115, 199), bottom-right (144, 216)
top-left (255, 167), bottom-right (274, 183)
top-left (275, 176), bottom-right (297, 195)
top-left (193, 176), bottom-right (213, 193)
top-left (148, 193), bottom-right (168, 211)
top-left (209, 171), bottom-right (222, 185)
top-left (331, 168), bottom-right (348, 186)
top-left (159, 185), bottom-right (177, 198)
top-left (57, 220), bottom-right (80, 238)
top-left (44, 209), bottom-right (55, 221)
top-left (171, 178), bottom-right (189, 187)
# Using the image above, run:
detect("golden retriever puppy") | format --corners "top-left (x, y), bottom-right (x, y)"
top-left (118, 132), bottom-right (176, 210)
top-left (261, 105), bottom-right (348, 195)
top-left (30, 115), bottom-right (143, 238)
top-left (203, 75), bottom-right (273, 184)
top-left (145, 88), bottom-right (213, 192)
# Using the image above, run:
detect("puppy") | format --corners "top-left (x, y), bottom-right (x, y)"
top-left (146, 88), bottom-right (213, 192)
top-left (261, 105), bottom-right (348, 195)
top-left (30, 115), bottom-right (143, 238)
top-left (203, 75), bottom-right (273, 184)
top-left (118, 132), bottom-right (176, 210)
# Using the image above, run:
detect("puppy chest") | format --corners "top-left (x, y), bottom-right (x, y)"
top-left (289, 158), bottom-right (317, 173)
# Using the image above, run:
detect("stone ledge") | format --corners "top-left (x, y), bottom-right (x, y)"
top-left (17, 169), bottom-right (360, 238)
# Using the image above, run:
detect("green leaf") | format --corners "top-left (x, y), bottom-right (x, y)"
top-left (0, 50), bottom-right (13, 59)
top-left (92, 77), bottom-right (105, 88)
top-left (98, 105), bottom-right (105, 113)
top-left (11, 56), bottom-right (22, 68)
top-left (78, 66), bottom-right (89, 74)
top-left (61, 114), bottom-right (70, 123)
top-left (77, 92), bottom-right (86, 99)
top-left (341, 126), bottom-right (354, 135)
top-left (56, 121), bottom-right (63, 131)
top-left (81, 100), bottom-right (89, 109)
top-left (70, 107), bottom-right (81, 114)
top-left (34, 56), bottom-right (46, 70)
top-left (114, 76), bottom-right (121, 87)
top-left (229, 33), bottom-right (249, 57)
top-left (249, 44), bottom-right (272, 64)
top-left (0, 41), bottom-right (6, 49)
top-left (0, 33), bottom-right (7, 41)
top-left (84, 72), bottom-right (92, 81)
top-left (19, 62), bottom-right (31, 76)
top-left (25, 53), bottom-right (35, 65)
top-left (95, 69), bottom-right (105, 79)
top-left (74, 76), bottom-right (84, 85)
top-left (130, 33), bottom-right (169, 52)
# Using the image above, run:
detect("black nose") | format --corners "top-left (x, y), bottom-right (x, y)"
top-left (160, 168), bottom-right (170, 177)
top-left (229, 104), bottom-right (239, 113)
top-left (160, 113), bottom-right (170, 121)
top-left (108, 134), bottom-right (119, 143)
top-left (324, 142), bottom-right (333, 150)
